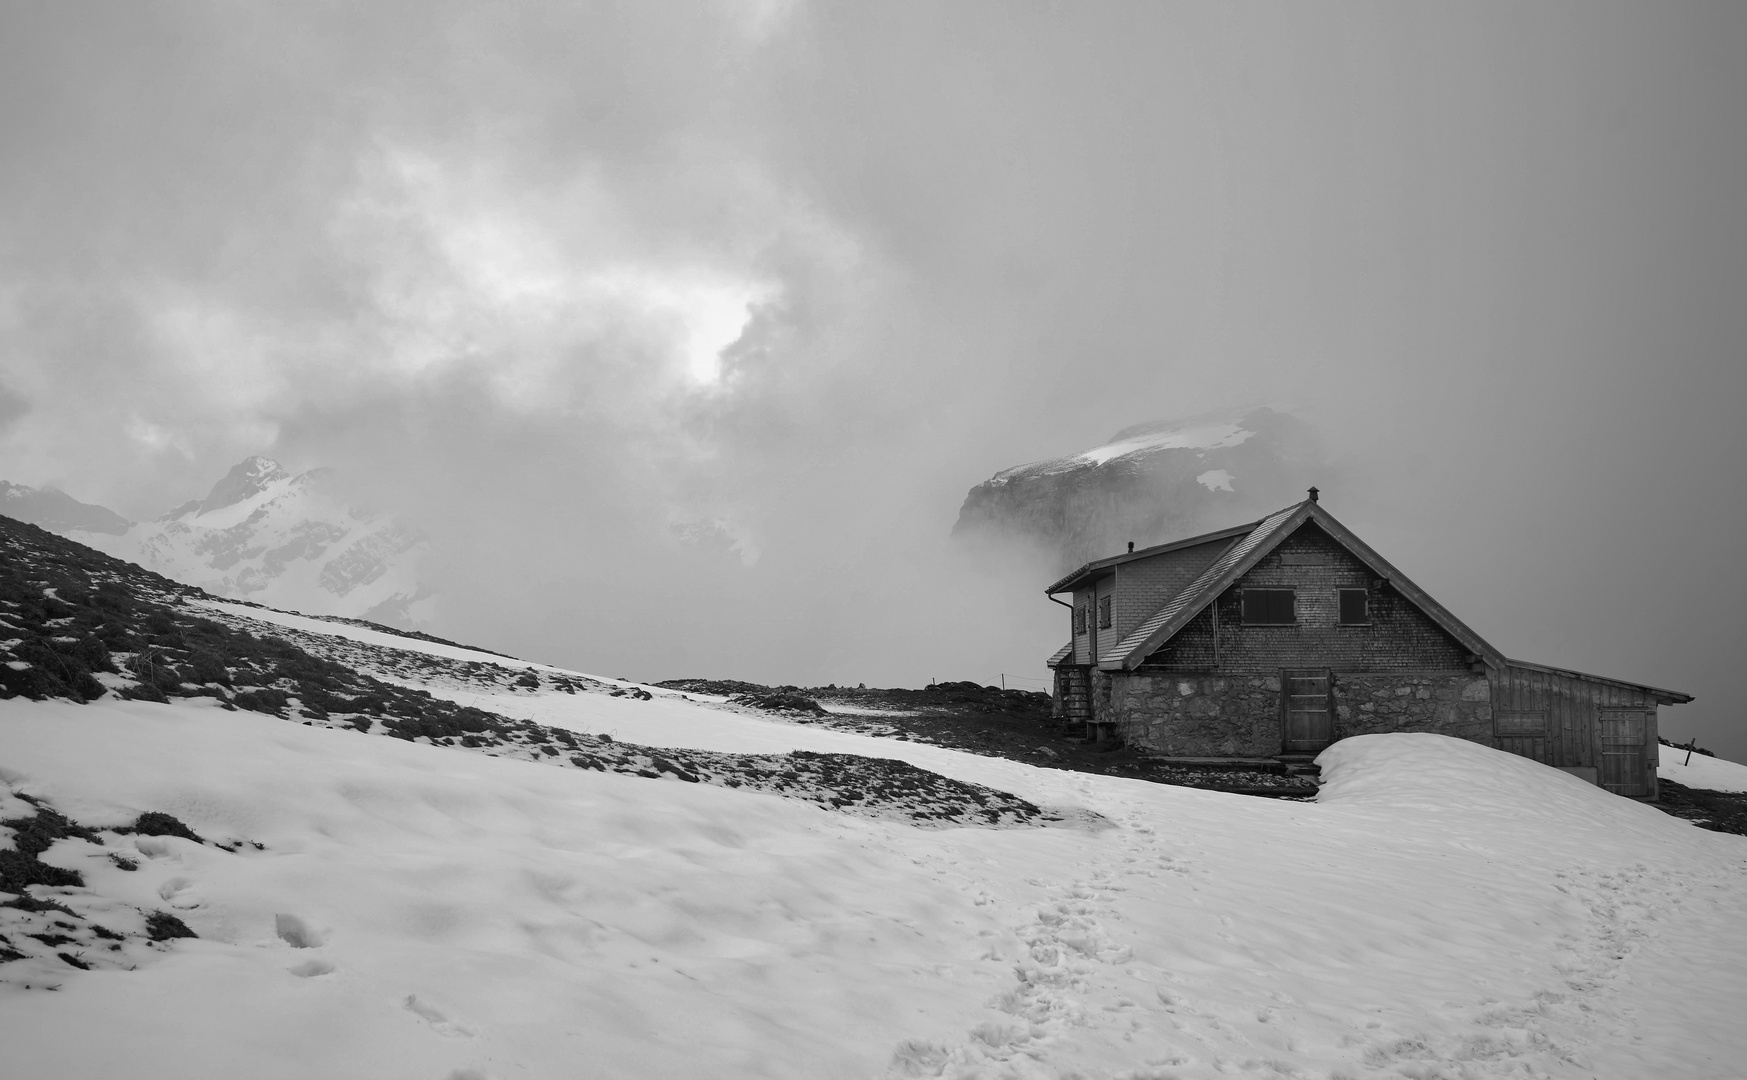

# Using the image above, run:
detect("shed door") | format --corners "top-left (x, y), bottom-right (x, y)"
top-left (1598, 710), bottom-right (1647, 797)
top-left (1282, 669), bottom-right (1333, 753)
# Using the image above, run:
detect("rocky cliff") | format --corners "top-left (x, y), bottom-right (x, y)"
top-left (953, 407), bottom-right (1327, 573)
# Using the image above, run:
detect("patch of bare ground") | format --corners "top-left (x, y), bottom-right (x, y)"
top-left (656, 679), bottom-right (1318, 797)
top-left (1650, 780), bottom-right (1747, 836)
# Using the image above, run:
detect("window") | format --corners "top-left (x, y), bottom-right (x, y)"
top-left (1097, 595), bottom-right (1112, 629)
top-left (1073, 604), bottom-right (1087, 636)
top-left (1338, 589), bottom-right (1370, 625)
top-left (1241, 588), bottom-right (1295, 625)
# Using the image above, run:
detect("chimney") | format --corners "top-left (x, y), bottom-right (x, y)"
top-left (1127, 541), bottom-right (1134, 553)
top-left (1307, 486), bottom-right (1320, 503)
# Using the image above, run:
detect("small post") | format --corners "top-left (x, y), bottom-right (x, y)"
top-left (1685, 738), bottom-right (1696, 767)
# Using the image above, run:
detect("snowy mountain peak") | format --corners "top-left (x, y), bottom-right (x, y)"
top-left (185, 455), bottom-right (292, 518)
top-left (1, 457), bottom-right (434, 627)
top-left (954, 406), bottom-right (1326, 571)
top-left (1068, 416), bottom-right (1257, 468)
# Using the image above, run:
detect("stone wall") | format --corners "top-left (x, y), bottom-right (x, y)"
top-left (1107, 670), bottom-right (1493, 757)
top-left (1334, 672), bottom-right (1493, 743)
top-left (1106, 673), bottom-right (1284, 757)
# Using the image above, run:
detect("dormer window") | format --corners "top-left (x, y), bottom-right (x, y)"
top-left (1338, 589), bottom-right (1370, 625)
top-left (1242, 588), bottom-right (1295, 625)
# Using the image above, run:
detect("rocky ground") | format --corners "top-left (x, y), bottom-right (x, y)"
top-left (656, 679), bottom-right (1320, 797)
top-left (1651, 780), bottom-right (1747, 836)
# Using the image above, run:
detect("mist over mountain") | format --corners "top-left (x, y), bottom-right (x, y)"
top-left (2, 456), bottom-right (431, 626)
top-left (0, 481), bottom-right (133, 536)
top-left (953, 407), bottom-right (1327, 573)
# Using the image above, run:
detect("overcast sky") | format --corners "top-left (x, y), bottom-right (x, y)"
top-left (3, 2), bottom-right (1744, 756)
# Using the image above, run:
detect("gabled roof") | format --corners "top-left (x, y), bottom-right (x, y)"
top-left (1044, 521), bottom-right (1260, 596)
top-left (1096, 499), bottom-right (1508, 672)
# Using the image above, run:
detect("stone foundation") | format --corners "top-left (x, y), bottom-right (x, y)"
top-left (1333, 672), bottom-right (1493, 742)
top-left (1106, 670), bottom-right (1492, 757)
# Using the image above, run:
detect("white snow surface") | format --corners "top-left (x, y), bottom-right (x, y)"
top-left (1658, 747), bottom-right (1747, 793)
top-left (4, 614), bottom-right (1747, 1078)
top-left (1195, 468), bottom-right (1235, 493)
top-left (1076, 421), bottom-right (1253, 467)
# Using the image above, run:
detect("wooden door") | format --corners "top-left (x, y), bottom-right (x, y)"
top-left (1282, 669), bottom-right (1333, 753)
top-left (1495, 711), bottom-right (1549, 764)
top-left (1598, 709), bottom-right (1647, 796)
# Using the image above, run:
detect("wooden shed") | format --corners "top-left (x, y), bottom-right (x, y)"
top-left (1490, 661), bottom-right (1682, 797)
top-left (1045, 491), bottom-right (1692, 799)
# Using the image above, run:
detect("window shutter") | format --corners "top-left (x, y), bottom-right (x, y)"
top-left (1338, 589), bottom-right (1369, 625)
top-left (1241, 589), bottom-right (1295, 625)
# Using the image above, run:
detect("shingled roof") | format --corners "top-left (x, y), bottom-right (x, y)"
top-left (1087, 498), bottom-right (1508, 672)
top-left (1044, 521), bottom-right (1258, 596)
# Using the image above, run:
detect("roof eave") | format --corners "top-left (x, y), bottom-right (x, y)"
top-left (1107, 500), bottom-right (1512, 671)
top-left (1044, 521), bottom-right (1261, 596)
top-left (1304, 504), bottom-right (1508, 668)
top-left (1501, 657), bottom-right (1693, 704)
top-left (1044, 563), bottom-right (1110, 596)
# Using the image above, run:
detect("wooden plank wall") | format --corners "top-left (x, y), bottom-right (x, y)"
top-left (1492, 664), bottom-right (1659, 796)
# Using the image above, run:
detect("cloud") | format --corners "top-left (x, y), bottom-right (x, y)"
top-left (1, 2), bottom-right (1744, 758)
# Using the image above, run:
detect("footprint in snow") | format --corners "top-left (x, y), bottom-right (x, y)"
top-left (275, 913), bottom-right (326, 949)
top-left (406, 995), bottom-right (474, 1038)
top-left (157, 877), bottom-right (198, 907)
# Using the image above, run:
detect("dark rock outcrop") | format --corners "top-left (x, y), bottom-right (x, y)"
top-left (953, 407), bottom-right (1327, 573)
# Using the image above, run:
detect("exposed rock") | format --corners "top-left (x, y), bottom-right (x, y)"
top-left (953, 407), bottom-right (1327, 573)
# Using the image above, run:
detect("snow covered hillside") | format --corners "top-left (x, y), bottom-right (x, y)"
top-left (1659, 748), bottom-right (1747, 794)
top-left (4, 519), bottom-right (1747, 1078)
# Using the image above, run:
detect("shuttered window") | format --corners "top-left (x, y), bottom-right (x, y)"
top-left (1338, 589), bottom-right (1369, 625)
top-left (1097, 596), bottom-right (1112, 629)
top-left (1242, 589), bottom-right (1295, 625)
top-left (1073, 604), bottom-right (1087, 635)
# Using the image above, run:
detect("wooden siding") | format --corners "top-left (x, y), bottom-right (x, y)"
top-left (1071, 585), bottom-right (1092, 665)
top-left (1070, 579), bottom-right (1121, 664)
top-left (1108, 538), bottom-right (1232, 651)
top-left (1491, 664), bottom-right (1660, 798)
